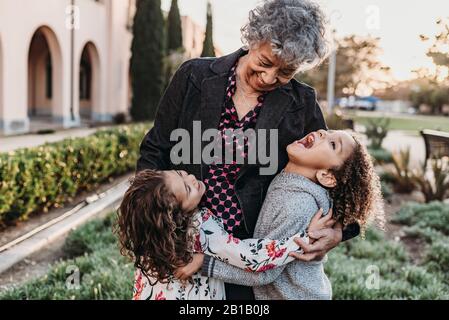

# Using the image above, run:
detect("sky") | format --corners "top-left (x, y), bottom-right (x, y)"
top-left (161, 0), bottom-right (449, 81)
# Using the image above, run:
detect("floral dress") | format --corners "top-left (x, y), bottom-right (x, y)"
top-left (132, 208), bottom-right (308, 300)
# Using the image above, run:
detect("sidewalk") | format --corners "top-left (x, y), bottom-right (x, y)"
top-left (0, 127), bottom-right (98, 153)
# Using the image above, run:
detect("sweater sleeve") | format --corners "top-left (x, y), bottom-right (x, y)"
top-left (201, 192), bottom-right (320, 286)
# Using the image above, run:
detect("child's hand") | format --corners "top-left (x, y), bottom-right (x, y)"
top-left (308, 208), bottom-right (336, 236)
top-left (173, 254), bottom-right (205, 281)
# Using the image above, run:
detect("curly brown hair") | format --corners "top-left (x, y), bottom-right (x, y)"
top-left (115, 169), bottom-right (197, 283)
top-left (328, 136), bottom-right (385, 236)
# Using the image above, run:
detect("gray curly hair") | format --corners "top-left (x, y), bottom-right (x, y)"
top-left (241, 0), bottom-right (331, 71)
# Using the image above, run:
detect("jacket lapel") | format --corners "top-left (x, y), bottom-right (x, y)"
top-left (255, 88), bottom-right (293, 131)
top-left (237, 87), bottom-right (294, 178)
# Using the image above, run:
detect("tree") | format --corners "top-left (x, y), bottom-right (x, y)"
top-left (297, 35), bottom-right (392, 99)
top-left (201, 1), bottom-right (215, 57)
top-left (423, 18), bottom-right (449, 72)
top-left (130, 0), bottom-right (165, 121)
top-left (411, 18), bottom-right (449, 114)
top-left (167, 0), bottom-right (183, 53)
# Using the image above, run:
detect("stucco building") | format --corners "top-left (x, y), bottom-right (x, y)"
top-left (0, 0), bottom-right (220, 136)
top-left (0, 0), bottom-right (140, 135)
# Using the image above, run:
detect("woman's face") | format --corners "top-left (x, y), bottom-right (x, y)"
top-left (286, 130), bottom-right (356, 170)
top-left (241, 41), bottom-right (298, 92)
top-left (164, 170), bottom-right (206, 212)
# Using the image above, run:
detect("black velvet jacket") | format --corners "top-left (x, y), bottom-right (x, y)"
top-left (136, 47), bottom-right (360, 242)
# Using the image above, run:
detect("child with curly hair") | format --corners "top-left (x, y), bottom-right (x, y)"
top-left (117, 129), bottom-right (384, 300)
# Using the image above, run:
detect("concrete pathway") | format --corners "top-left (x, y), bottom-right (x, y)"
top-left (0, 127), bottom-right (98, 153)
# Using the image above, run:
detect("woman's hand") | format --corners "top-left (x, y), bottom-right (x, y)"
top-left (173, 254), bottom-right (205, 281)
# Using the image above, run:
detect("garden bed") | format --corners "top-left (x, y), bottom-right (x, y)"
top-left (1, 199), bottom-right (448, 299)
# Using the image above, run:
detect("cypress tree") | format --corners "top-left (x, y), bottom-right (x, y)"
top-left (167, 0), bottom-right (183, 53)
top-left (130, 0), bottom-right (165, 121)
top-left (201, 1), bottom-right (215, 57)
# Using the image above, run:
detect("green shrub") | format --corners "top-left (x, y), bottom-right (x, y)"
top-left (0, 247), bottom-right (134, 300)
top-left (0, 214), bottom-right (133, 300)
top-left (2, 214), bottom-right (449, 300)
top-left (0, 123), bottom-right (150, 225)
top-left (423, 240), bottom-right (449, 274)
top-left (412, 157), bottom-right (449, 203)
top-left (63, 214), bottom-right (117, 259)
top-left (365, 118), bottom-right (390, 149)
top-left (368, 147), bottom-right (393, 164)
top-left (392, 201), bottom-right (449, 235)
top-left (325, 227), bottom-right (449, 299)
top-left (403, 225), bottom-right (446, 243)
top-left (389, 148), bottom-right (416, 193)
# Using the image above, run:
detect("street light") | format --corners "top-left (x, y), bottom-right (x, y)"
top-left (327, 29), bottom-right (337, 113)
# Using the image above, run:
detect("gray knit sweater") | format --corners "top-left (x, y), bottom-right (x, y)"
top-left (201, 170), bottom-right (333, 300)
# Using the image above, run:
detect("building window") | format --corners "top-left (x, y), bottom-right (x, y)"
top-left (45, 54), bottom-right (52, 99)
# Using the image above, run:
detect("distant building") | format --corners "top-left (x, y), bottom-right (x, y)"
top-left (181, 15), bottom-right (222, 58)
top-left (0, 1), bottom-right (220, 136)
top-left (0, 0), bottom-right (135, 135)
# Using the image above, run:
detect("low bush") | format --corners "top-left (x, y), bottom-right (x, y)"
top-left (423, 240), bottom-right (449, 274)
top-left (0, 214), bottom-right (133, 300)
top-left (391, 201), bottom-right (449, 235)
top-left (365, 118), bottom-right (390, 149)
top-left (368, 147), bottom-right (393, 165)
top-left (412, 157), bottom-right (449, 203)
top-left (0, 123), bottom-right (150, 226)
top-left (389, 148), bottom-right (416, 193)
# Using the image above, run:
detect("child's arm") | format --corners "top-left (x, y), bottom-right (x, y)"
top-left (199, 193), bottom-right (324, 287)
top-left (199, 209), bottom-right (308, 272)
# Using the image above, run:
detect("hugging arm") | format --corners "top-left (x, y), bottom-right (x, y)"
top-left (199, 211), bottom-right (307, 272)
top-left (200, 193), bottom-right (319, 286)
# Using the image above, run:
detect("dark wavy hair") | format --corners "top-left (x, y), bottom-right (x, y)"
top-left (116, 169), bottom-right (197, 283)
top-left (328, 136), bottom-right (385, 236)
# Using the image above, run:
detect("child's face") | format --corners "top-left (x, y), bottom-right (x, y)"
top-left (287, 130), bottom-right (356, 171)
top-left (164, 170), bottom-right (206, 212)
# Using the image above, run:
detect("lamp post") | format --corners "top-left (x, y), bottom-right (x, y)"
top-left (70, 0), bottom-right (75, 122)
top-left (326, 29), bottom-right (337, 113)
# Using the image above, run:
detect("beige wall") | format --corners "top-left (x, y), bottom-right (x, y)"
top-left (0, 33), bottom-right (3, 124)
top-left (0, 0), bottom-right (133, 135)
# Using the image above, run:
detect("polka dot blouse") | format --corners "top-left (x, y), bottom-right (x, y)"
top-left (200, 61), bottom-right (267, 234)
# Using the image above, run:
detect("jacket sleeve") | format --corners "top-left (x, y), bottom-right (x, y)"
top-left (201, 192), bottom-right (318, 286)
top-left (136, 60), bottom-right (193, 172)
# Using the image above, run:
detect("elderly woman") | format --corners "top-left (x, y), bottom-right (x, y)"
top-left (137, 0), bottom-right (359, 299)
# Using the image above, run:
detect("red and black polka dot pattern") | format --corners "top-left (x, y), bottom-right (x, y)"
top-left (200, 61), bottom-right (266, 233)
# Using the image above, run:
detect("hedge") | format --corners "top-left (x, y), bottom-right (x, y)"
top-left (0, 123), bottom-right (151, 225)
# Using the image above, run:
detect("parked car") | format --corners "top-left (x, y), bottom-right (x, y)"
top-left (336, 96), bottom-right (379, 111)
